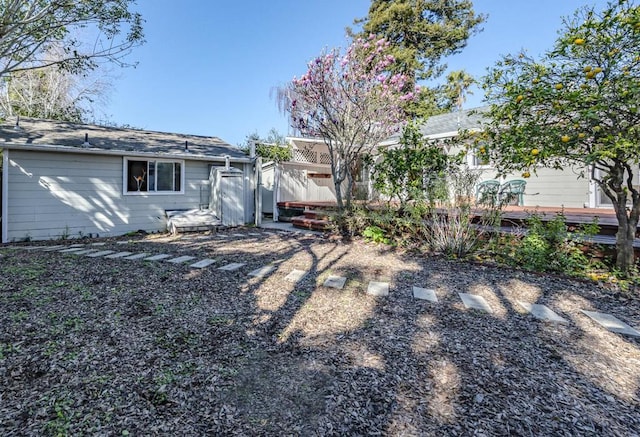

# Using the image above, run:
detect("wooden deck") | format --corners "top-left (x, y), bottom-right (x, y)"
top-left (500, 205), bottom-right (619, 227)
top-left (279, 202), bottom-right (624, 225)
top-left (277, 201), bottom-right (640, 244)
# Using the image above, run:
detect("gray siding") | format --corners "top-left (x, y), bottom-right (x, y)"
top-left (476, 166), bottom-right (591, 208)
top-left (5, 150), bottom-right (252, 241)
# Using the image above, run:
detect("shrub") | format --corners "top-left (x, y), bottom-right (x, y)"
top-left (497, 213), bottom-right (602, 276)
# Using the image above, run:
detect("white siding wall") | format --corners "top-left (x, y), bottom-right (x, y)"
top-left (279, 162), bottom-right (337, 202)
top-left (5, 150), bottom-right (250, 241)
top-left (474, 166), bottom-right (591, 208)
top-left (261, 165), bottom-right (274, 213)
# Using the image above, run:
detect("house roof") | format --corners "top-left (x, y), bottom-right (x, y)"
top-left (380, 106), bottom-right (490, 145)
top-left (418, 106), bottom-right (490, 138)
top-left (0, 117), bottom-right (248, 159)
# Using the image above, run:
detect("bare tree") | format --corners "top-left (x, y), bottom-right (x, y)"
top-left (0, 0), bottom-right (144, 77)
top-left (0, 45), bottom-right (113, 121)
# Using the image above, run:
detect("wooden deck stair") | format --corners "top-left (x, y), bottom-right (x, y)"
top-left (291, 210), bottom-right (332, 231)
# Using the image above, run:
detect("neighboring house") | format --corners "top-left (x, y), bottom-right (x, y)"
top-left (419, 107), bottom-right (631, 209)
top-left (0, 117), bottom-right (257, 242)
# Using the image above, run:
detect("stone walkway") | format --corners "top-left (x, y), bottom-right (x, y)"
top-left (6, 235), bottom-right (640, 339)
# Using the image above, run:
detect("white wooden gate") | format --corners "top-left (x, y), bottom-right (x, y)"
top-left (210, 166), bottom-right (245, 226)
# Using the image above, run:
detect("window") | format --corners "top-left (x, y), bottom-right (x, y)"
top-left (469, 144), bottom-right (491, 168)
top-left (124, 158), bottom-right (183, 194)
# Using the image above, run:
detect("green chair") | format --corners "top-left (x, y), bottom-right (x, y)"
top-left (476, 180), bottom-right (500, 206)
top-left (498, 179), bottom-right (526, 206)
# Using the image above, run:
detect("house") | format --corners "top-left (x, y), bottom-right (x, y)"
top-left (0, 117), bottom-right (258, 242)
top-left (418, 107), bottom-right (630, 209)
top-left (263, 106), bottom-right (628, 216)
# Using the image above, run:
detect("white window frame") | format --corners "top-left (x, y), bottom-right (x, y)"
top-left (467, 147), bottom-right (492, 169)
top-left (123, 157), bottom-right (185, 195)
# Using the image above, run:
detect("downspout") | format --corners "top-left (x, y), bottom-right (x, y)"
top-left (2, 149), bottom-right (9, 243)
top-left (255, 156), bottom-right (262, 226)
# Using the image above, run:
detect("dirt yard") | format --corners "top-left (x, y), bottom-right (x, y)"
top-left (1, 229), bottom-right (639, 435)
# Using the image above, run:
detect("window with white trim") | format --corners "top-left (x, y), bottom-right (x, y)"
top-left (124, 158), bottom-right (184, 194)
top-left (468, 144), bottom-right (491, 168)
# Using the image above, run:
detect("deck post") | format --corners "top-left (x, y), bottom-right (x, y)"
top-left (273, 163), bottom-right (280, 222)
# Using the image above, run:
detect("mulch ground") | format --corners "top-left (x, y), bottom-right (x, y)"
top-left (1, 229), bottom-right (639, 436)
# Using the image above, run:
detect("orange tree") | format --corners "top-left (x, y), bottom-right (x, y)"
top-left (481, 0), bottom-right (640, 273)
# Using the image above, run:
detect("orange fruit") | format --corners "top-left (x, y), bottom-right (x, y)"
top-left (586, 71), bottom-right (596, 79)
top-left (584, 66), bottom-right (592, 72)
top-left (531, 148), bottom-right (539, 156)
top-left (561, 135), bottom-right (570, 143)
top-left (516, 95), bottom-right (524, 103)
top-left (574, 38), bottom-right (585, 45)
top-left (578, 132), bottom-right (586, 139)
top-left (555, 83), bottom-right (563, 90)
top-left (594, 67), bottom-right (603, 74)
top-left (522, 171), bottom-right (531, 178)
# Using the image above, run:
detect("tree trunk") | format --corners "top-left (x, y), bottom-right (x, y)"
top-left (345, 171), bottom-right (354, 210)
top-left (334, 178), bottom-right (344, 211)
top-left (612, 199), bottom-right (638, 272)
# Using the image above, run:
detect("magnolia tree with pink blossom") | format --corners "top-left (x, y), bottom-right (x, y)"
top-left (278, 36), bottom-right (417, 210)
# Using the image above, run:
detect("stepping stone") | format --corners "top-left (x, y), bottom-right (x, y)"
top-left (69, 244), bottom-right (85, 248)
top-left (216, 234), bottom-right (229, 239)
top-left (231, 233), bottom-right (245, 237)
top-left (59, 247), bottom-right (85, 253)
top-left (248, 232), bottom-right (261, 236)
top-left (123, 253), bottom-right (149, 260)
top-left (86, 250), bottom-right (115, 258)
top-left (167, 255), bottom-right (196, 264)
top-left (264, 232), bottom-right (277, 236)
top-left (190, 258), bottom-right (216, 269)
top-left (413, 286), bottom-right (438, 303)
top-left (581, 310), bottom-right (640, 337)
top-left (41, 245), bottom-right (65, 251)
top-left (91, 242), bottom-right (107, 246)
top-left (367, 281), bottom-right (389, 297)
top-left (116, 241), bottom-right (130, 245)
top-left (458, 293), bottom-right (493, 313)
top-left (323, 275), bottom-right (347, 289)
top-left (72, 249), bottom-right (100, 255)
top-left (248, 265), bottom-right (276, 277)
top-left (23, 246), bottom-right (47, 251)
top-left (105, 251), bottom-right (133, 259)
top-left (285, 269), bottom-right (308, 283)
top-left (218, 262), bottom-right (245, 271)
top-left (144, 254), bottom-right (171, 261)
top-left (518, 301), bottom-right (568, 324)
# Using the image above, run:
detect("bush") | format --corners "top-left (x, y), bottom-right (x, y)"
top-left (496, 213), bottom-right (602, 276)
top-left (362, 226), bottom-right (392, 245)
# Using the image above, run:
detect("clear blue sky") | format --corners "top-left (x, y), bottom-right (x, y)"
top-left (105, 0), bottom-right (608, 146)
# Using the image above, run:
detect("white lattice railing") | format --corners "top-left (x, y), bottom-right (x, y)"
top-left (319, 153), bottom-right (331, 165)
top-left (293, 149), bottom-right (318, 163)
